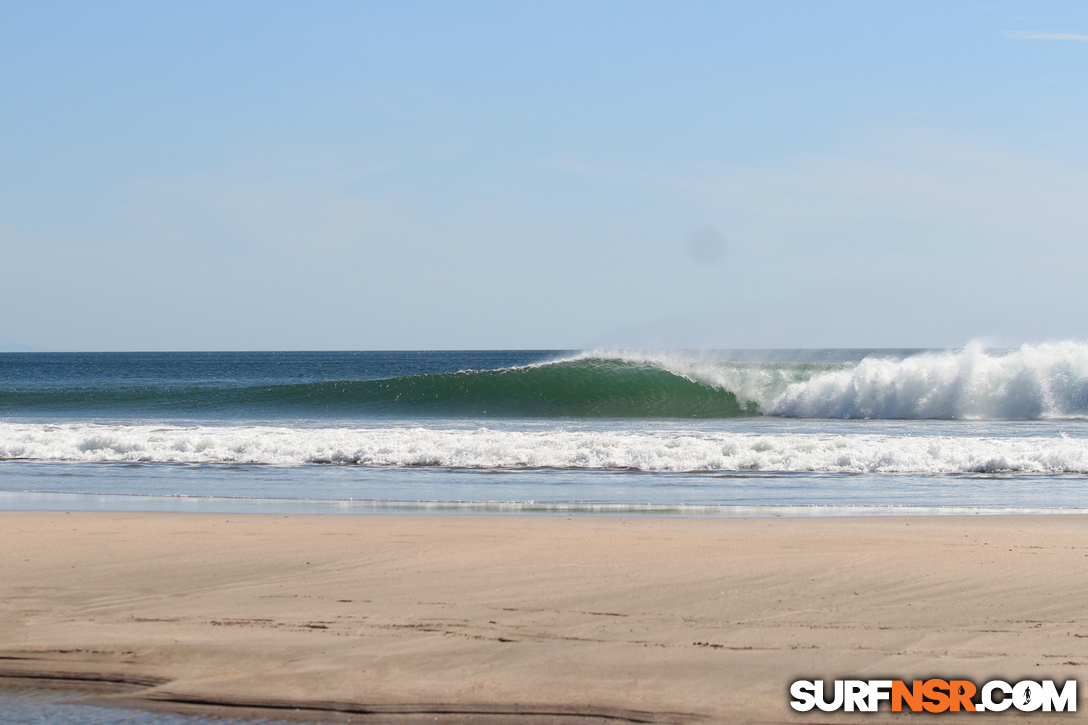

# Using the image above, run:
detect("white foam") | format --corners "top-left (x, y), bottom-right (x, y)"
top-left (767, 342), bottom-right (1088, 419)
top-left (2, 422), bottom-right (1086, 473)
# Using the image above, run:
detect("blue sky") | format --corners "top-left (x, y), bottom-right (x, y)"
top-left (2, 1), bottom-right (1087, 350)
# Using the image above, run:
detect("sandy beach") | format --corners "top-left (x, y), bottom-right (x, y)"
top-left (1, 511), bottom-right (1086, 723)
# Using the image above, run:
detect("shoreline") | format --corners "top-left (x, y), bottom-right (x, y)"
top-left (5, 490), bottom-right (1088, 517)
top-left (2, 512), bottom-right (1086, 723)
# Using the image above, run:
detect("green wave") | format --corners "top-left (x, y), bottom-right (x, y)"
top-left (354, 358), bottom-right (756, 417)
top-left (0, 358), bottom-right (757, 418)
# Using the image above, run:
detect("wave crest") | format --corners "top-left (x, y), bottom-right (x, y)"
top-left (0, 357), bottom-right (756, 419)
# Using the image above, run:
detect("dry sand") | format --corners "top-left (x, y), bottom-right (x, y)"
top-left (1, 511), bottom-right (1086, 723)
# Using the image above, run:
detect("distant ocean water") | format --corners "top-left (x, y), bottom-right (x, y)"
top-left (3, 345), bottom-right (1088, 513)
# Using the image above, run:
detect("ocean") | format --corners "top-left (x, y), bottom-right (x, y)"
top-left (3, 345), bottom-right (1088, 515)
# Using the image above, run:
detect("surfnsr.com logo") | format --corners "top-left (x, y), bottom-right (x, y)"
top-left (790, 679), bottom-right (1077, 713)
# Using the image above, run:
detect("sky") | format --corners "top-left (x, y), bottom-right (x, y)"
top-left (2, 1), bottom-right (1087, 351)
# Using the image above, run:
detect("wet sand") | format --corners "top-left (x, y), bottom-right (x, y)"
top-left (1, 512), bottom-right (1086, 723)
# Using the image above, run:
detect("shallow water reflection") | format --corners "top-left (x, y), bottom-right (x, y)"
top-left (0, 687), bottom-right (278, 725)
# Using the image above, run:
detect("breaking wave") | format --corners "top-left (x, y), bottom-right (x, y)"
top-left (566, 343), bottom-right (1088, 419)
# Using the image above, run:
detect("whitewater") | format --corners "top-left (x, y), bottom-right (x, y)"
top-left (1, 422), bottom-right (1085, 474)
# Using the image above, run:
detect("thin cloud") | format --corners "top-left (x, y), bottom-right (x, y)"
top-left (1006, 30), bottom-right (1088, 42)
